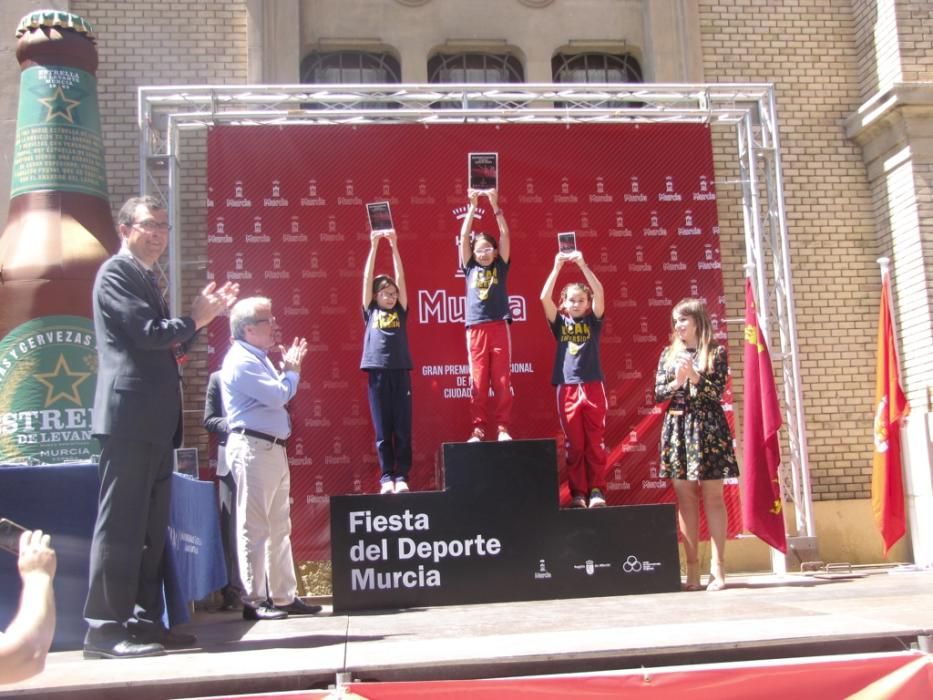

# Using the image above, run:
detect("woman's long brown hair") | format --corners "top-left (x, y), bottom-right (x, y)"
top-left (663, 297), bottom-right (717, 372)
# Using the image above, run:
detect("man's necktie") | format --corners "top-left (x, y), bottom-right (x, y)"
top-left (145, 268), bottom-right (170, 316)
top-left (143, 266), bottom-right (183, 364)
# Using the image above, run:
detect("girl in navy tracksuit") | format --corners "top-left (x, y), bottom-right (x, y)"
top-left (360, 229), bottom-right (413, 494)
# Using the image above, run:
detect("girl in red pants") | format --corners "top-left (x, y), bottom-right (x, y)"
top-left (459, 188), bottom-right (513, 442)
top-left (540, 250), bottom-right (608, 508)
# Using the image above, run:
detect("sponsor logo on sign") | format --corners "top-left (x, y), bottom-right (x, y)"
top-left (227, 180), bottom-right (252, 207)
top-left (0, 316), bottom-right (97, 464)
top-left (573, 558), bottom-right (611, 576)
top-left (658, 175), bottom-right (682, 201)
top-left (621, 555), bottom-right (662, 573)
top-left (264, 180), bottom-right (289, 207)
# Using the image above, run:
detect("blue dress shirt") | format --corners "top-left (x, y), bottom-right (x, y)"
top-left (220, 339), bottom-right (299, 440)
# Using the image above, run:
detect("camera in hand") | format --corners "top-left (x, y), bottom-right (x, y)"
top-left (0, 517), bottom-right (26, 554)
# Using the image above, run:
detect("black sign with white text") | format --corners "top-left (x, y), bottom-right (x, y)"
top-left (330, 440), bottom-right (680, 611)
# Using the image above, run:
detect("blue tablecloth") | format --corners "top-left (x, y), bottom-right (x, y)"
top-left (164, 474), bottom-right (227, 624)
top-left (0, 464), bottom-right (225, 650)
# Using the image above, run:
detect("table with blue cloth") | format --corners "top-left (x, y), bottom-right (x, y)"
top-left (0, 463), bottom-right (226, 650)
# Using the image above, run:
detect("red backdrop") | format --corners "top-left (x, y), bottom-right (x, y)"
top-left (206, 123), bottom-right (739, 560)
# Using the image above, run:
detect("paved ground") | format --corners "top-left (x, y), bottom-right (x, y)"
top-left (3, 567), bottom-right (931, 700)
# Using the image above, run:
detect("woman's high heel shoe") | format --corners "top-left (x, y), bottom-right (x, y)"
top-left (683, 560), bottom-right (702, 591)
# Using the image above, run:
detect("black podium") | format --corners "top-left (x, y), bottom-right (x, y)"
top-left (330, 439), bottom-right (680, 612)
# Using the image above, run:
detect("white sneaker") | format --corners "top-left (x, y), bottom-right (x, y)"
top-left (588, 489), bottom-right (606, 508)
top-left (467, 428), bottom-right (484, 443)
top-left (497, 430), bottom-right (512, 442)
top-left (379, 481), bottom-right (394, 494)
top-left (394, 479), bottom-right (409, 493)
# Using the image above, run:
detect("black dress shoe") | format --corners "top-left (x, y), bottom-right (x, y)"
top-left (243, 603), bottom-right (288, 620)
top-left (157, 628), bottom-right (199, 647)
top-left (83, 639), bottom-right (166, 660)
top-left (275, 598), bottom-right (323, 615)
top-left (131, 626), bottom-right (197, 648)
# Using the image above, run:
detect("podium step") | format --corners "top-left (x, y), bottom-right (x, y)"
top-left (331, 439), bottom-right (680, 612)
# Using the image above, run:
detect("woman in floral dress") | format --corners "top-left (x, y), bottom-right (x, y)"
top-left (654, 298), bottom-right (738, 591)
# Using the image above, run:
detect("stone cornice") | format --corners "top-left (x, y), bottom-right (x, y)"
top-left (846, 82), bottom-right (933, 146)
top-left (846, 83), bottom-right (933, 174)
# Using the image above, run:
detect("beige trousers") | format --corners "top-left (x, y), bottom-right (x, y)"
top-left (227, 432), bottom-right (297, 607)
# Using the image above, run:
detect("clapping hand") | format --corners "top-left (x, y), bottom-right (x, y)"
top-left (674, 355), bottom-right (692, 387)
top-left (191, 281), bottom-right (240, 330)
top-left (280, 337), bottom-right (309, 374)
top-left (675, 351), bottom-right (700, 387)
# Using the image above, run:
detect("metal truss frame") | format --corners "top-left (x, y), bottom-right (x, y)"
top-left (137, 82), bottom-right (814, 550)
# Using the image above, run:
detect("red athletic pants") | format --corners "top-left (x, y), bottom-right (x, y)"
top-left (557, 381), bottom-right (608, 496)
top-left (466, 320), bottom-right (513, 435)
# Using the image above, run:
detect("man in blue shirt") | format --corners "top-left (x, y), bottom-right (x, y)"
top-left (220, 297), bottom-right (321, 620)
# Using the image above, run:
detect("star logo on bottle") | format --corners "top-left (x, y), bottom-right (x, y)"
top-left (34, 354), bottom-right (92, 406)
top-left (38, 86), bottom-right (81, 124)
top-left (0, 316), bottom-right (98, 464)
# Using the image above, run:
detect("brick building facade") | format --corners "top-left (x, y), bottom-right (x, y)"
top-left (0, 0), bottom-right (929, 572)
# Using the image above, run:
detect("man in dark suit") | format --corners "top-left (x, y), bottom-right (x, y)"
top-left (83, 195), bottom-right (238, 659)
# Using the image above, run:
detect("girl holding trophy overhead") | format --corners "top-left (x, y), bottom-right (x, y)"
top-left (360, 221), bottom-right (413, 494)
top-left (540, 248), bottom-right (608, 509)
top-left (459, 188), bottom-right (514, 442)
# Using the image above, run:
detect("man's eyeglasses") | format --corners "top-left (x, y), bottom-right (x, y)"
top-left (131, 220), bottom-right (172, 234)
top-left (252, 316), bottom-right (276, 325)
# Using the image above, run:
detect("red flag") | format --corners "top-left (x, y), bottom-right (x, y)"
top-left (872, 268), bottom-right (909, 556)
top-left (741, 277), bottom-right (786, 552)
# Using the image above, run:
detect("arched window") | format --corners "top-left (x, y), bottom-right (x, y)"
top-left (300, 51), bottom-right (401, 111)
top-left (428, 52), bottom-right (524, 84)
top-left (427, 52), bottom-right (524, 109)
top-left (551, 52), bottom-right (643, 109)
top-left (551, 52), bottom-right (643, 84)
top-left (301, 50), bottom-right (401, 85)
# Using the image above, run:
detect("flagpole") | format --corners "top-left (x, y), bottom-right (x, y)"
top-left (872, 255), bottom-right (911, 557)
top-left (744, 264), bottom-right (790, 574)
top-left (876, 257), bottom-right (903, 377)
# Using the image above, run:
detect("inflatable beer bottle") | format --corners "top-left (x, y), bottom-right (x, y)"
top-left (0, 10), bottom-right (118, 463)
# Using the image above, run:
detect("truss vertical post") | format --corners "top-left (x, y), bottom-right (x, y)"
top-left (760, 89), bottom-right (814, 540)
